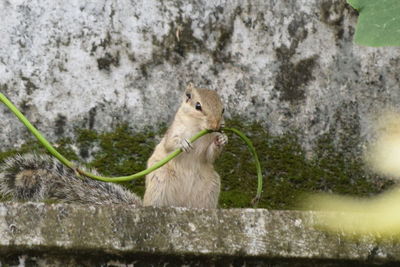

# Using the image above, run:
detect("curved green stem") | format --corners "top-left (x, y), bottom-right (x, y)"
top-left (0, 93), bottom-right (75, 169)
top-left (1, 92), bottom-right (263, 205)
top-left (76, 129), bottom-right (212, 182)
top-left (222, 127), bottom-right (263, 207)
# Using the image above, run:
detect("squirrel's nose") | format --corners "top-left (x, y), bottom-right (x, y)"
top-left (209, 120), bottom-right (221, 131)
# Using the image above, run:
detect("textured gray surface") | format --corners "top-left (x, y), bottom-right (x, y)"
top-left (0, 202), bottom-right (399, 266)
top-left (1, 0), bottom-right (399, 152)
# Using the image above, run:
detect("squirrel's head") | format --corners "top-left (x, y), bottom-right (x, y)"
top-left (180, 83), bottom-right (225, 131)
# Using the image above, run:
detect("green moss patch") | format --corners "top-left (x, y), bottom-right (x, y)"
top-left (217, 118), bottom-right (392, 209)
top-left (0, 119), bottom-right (392, 209)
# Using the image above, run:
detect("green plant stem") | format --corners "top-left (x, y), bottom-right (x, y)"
top-left (1, 92), bottom-right (263, 204)
top-left (76, 129), bottom-right (212, 182)
top-left (222, 127), bottom-right (263, 206)
top-left (0, 93), bottom-right (75, 169)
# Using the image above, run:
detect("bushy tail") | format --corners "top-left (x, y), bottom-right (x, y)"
top-left (0, 153), bottom-right (142, 205)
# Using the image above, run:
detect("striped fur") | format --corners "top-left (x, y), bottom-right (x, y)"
top-left (0, 153), bottom-right (142, 205)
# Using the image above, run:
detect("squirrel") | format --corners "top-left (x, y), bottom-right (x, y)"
top-left (0, 83), bottom-right (227, 208)
top-left (143, 83), bottom-right (227, 208)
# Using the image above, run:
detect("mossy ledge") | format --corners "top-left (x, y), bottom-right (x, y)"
top-left (0, 118), bottom-right (392, 209)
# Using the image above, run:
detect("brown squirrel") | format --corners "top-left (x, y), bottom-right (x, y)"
top-left (144, 83), bottom-right (227, 208)
top-left (0, 84), bottom-right (227, 208)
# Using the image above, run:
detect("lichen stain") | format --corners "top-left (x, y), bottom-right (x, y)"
top-left (20, 75), bottom-right (38, 95)
top-left (287, 18), bottom-right (308, 43)
top-left (88, 107), bottom-right (97, 130)
top-left (319, 0), bottom-right (356, 42)
top-left (273, 14), bottom-right (318, 104)
top-left (151, 18), bottom-right (205, 66)
top-left (211, 26), bottom-right (233, 64)
top-left (319, 0), bottom-right (346, 26)
top-left (90, 32), bottom-right (132, 72)
top-left (274, 45), bottom-right (318, 103)
top-left (91, 32), bottom-right (112, 54)
top-left (149, 6), bottom-right (242, 69)
top-left (54, 114), bottom-right (67, 136)
top-left (96, 52), bottom-right (120, 71)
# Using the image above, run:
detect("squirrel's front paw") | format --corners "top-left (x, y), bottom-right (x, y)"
top-left (214, 133), bottom-right (228, 147)
top-left (180, 138), bottom-right (193, 152)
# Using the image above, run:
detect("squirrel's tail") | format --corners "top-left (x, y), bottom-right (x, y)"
top-left (0, 153), bottom-right (142, 205)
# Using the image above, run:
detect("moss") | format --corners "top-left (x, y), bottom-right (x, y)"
top-left (0, 137), bottom-right (79, 165)
top-left (216, 117), bottom-right (392, 209)
top-left (76, 128), bottom-right (99, 159)
top-left (42, 199), bottom-right (59, 205)
top-left (0, 118), bottom-right (392, 209)
top-left (0, 140), bottom-right (43, 163)
top-left (55, 137), bottom-right (79, 161)
top-left (85, 124), bottom-right (159, 197)
top-left (0, 194), bottom-right (11, 202)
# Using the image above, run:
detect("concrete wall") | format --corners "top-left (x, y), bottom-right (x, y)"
top-left (1, 0), bottom-right (399, 152)
top-left (2, 2), bottom-right (400, 265)
top-left (0, 203), bottom-right (399, 266)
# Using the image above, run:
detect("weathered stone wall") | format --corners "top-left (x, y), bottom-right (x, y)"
top-left (0, 203), bottom-right (399, 266)
top-left (1, 0), bottom-right (399, 152)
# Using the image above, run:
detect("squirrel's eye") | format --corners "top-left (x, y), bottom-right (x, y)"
top-left (222, 108), bottom-right (225, 114)
top-left (195, 102), bottom-right (202, 111)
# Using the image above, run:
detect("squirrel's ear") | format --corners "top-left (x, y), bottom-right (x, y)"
top-left (185, 83), bottom-right (194, 102)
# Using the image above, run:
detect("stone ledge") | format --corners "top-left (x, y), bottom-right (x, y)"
top-left (0, 202), bottom-right (398, 266)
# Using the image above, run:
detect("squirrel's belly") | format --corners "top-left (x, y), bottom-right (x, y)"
top-left (175, 163), bottom-right (220, 208)
top-left (144, 159), bottom-right (220, 208)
